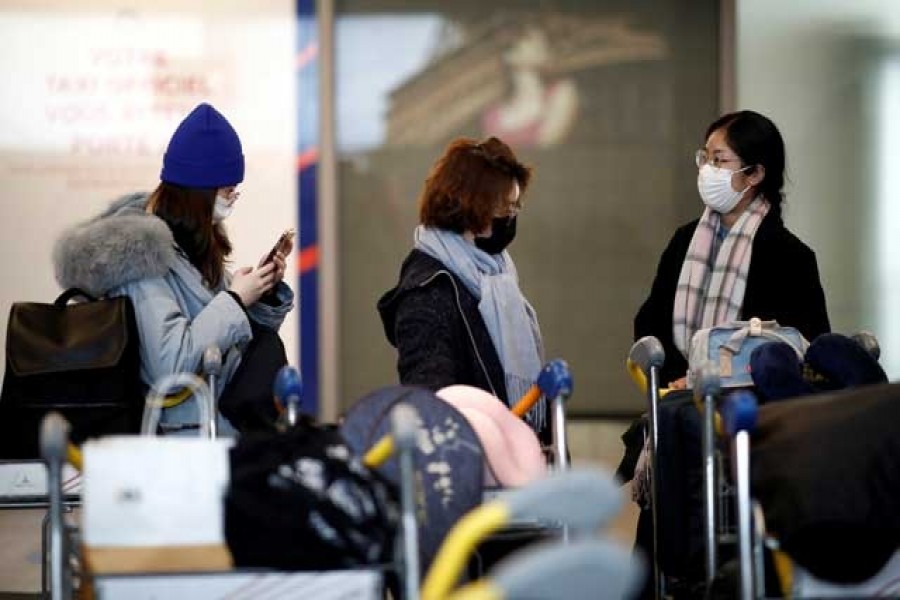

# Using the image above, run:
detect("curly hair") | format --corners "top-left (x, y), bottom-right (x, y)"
top-left (418, 137), bottom-right (532, 233)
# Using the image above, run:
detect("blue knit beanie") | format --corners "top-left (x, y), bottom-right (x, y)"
top-left (161, 103), bottom-right (245, 189)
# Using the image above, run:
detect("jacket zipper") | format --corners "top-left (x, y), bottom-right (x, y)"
top-left (418, 270), bottom-right (499, 399)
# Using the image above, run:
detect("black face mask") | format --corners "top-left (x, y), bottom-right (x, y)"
top-left (475, 216), bottom-right (517, 254)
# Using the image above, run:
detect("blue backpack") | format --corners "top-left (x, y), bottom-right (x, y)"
top-left (687, 318), bottom-right (808, 388)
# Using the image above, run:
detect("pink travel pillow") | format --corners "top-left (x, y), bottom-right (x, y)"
top-left (436, 385), bottom-right (547, 488)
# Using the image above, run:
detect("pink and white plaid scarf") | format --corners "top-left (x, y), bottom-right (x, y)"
top-left (672, 197), bottom-right (770, 357)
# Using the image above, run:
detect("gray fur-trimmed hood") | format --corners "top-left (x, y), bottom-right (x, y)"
top-left (53, 193), bottom-right (178, 297)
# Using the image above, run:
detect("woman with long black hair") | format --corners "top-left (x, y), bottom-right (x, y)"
top-left (635, 110), bottom-right (830, 389)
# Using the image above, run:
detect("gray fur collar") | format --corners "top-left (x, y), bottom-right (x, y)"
top-left (53, 193), bottom-right (177, 297)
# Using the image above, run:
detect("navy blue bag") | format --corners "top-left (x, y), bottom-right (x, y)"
top-left (339, 386), bottom-right (484, 573)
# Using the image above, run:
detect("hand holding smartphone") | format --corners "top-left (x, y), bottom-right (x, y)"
top-left (261, 228), bottom-right (295, 267)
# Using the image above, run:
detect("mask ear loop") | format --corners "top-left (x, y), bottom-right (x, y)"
top-left (733, 165), bottom-right (755, 197)
top-left (744, 164), bottom-right (766, 188)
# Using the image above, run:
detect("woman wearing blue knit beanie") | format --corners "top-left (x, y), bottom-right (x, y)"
top-left (54, 103), bottom-right (296, 435)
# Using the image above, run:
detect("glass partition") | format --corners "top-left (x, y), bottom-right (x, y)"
top-left (738, 0), bottom-right (900, 379)
top-left (335, 0), bottom-right (722, 415)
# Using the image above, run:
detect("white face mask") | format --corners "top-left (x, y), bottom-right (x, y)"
top-left (213, 195), bottom-right (234, 223)
top-left (697, 163), bottom-right (751, 214)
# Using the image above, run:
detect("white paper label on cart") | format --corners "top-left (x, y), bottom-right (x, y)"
top-left (82, 437), bottom-right (231, 547)
top-left (0, 460), bottom-right (81, 500)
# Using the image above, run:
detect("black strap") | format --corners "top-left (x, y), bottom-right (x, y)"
top-left (54, 288), bottom-right (99, 307)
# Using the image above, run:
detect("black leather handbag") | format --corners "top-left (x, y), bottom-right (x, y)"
top-left (0, 288), bottom-right (144, 458)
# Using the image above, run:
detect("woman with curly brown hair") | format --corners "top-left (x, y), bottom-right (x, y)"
top-left (377, 136), bottom-right (549, 436)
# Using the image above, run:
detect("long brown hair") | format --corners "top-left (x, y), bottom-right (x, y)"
top-left (146, 182), bottom-right (232, 287)
top-left (418, 137), bottom-right (532, 234)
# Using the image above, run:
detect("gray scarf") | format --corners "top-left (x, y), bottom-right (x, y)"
top-left (414, 226), bottom-right (546, 430)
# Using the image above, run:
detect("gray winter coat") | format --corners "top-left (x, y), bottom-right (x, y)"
top-left (53, 193), bottom-right (295, 434)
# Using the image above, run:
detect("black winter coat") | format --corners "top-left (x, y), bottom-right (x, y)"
top-left (634, 211), bottom-right (831, 385)
top-left (378, 249), bottom-right (509, 404)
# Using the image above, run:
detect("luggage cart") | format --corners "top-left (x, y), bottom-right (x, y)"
top-left (40, 414), bottom-right (79, 599)
top-left (420, 468), bottom-right (632, 600)
top-left (459, 358), bottom-right (576, 578)
top-left (341, 360), bottom-right (576, 584)
top-left (629, 338), bottom-right (740, 599)
top-left (0, 349), bottom-right (225, 597)
top-left (39, 367), bottom-right (229, 599)
top-left (42, 355), bottom-right (579, 600)
top-left (693, 360), bottom-right (744, 589)
top-left (724, 389), bottom-right (900, 599)
top-left (628, 336), bottom-right (667, 599)
top-left (630, 331), bottom-right (897, 600)
top-left (472, 358), bottom-right (575, 574)
top-left (0, 457), bottom-right (80, 597)
top-left (41, 395), bottom-right (419, 599)
top-left (716, 333), bottom-right (898, 599)
top-left (41, 413), bottom-right (404, 600)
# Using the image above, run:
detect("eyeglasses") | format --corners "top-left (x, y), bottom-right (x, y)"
top-left (495, 198), bottom-right (523, 218)
top-left (219, 190), bottom-right (241, 205)
top-left (695, 149), bottom-right (742, 169)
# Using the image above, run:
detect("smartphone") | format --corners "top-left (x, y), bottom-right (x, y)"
top-left (263, 228), bottom-right (295, 266)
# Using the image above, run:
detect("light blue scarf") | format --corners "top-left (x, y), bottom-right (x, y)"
top-left (414, 226), bottom-right (546, 430)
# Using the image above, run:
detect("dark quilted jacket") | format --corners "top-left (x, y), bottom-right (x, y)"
top-left (378, 249), bottom-right (508, 405)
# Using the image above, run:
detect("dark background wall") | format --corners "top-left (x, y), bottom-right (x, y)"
top-left (335, 0), bottom-right (722, 416)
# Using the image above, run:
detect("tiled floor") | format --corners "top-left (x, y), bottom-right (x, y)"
top-left (0, 508), bottom-right (46, 593)
top-left (566, 420), bottom-right (640, 547)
